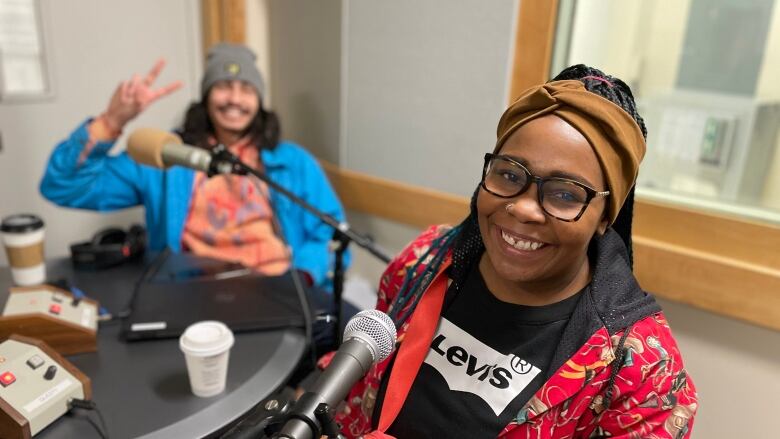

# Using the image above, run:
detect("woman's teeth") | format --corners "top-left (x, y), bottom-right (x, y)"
top-left (501, 230), bottom-right (543, 251)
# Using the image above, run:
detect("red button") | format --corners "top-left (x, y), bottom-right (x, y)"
top-left (49, 304), bottom-right (62, 315)
top-left (0, 372), bottom-right (15, 387)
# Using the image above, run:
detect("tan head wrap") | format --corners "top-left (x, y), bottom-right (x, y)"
top-left (494, 80), bottom-right (646, 223)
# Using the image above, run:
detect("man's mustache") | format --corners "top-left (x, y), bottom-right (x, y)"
top-left (217, 104), bottom-right (252, 115)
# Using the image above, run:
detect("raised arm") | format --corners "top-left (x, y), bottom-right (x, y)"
top-left (101, 58), bottom-right (183, 134)
top-left (40, 59), bottom-right (182, 211)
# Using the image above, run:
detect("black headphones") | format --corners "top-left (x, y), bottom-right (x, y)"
top-left (70, 225), bottom-right (146, 270)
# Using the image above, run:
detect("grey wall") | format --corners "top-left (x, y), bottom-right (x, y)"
top-left (265, 0), bottom-right (343, 163)
top-left (658, 298), bottom-right (780, 438)
top-left (342, 0), bottom-right (517, 196)
top-left (264, 0), bottom-right (519, 188)
top-left (265, 0), bottom-right (516, 193)
top-left (0, 0), bottom-right (202, 265)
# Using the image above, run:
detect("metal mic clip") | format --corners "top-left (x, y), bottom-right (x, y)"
top-left (207, 144), bottom-right (248, 177)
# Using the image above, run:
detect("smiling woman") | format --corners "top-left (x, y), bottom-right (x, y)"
top-left (478, 115), bottom-right (610, 306)
top-left (322, 65), bottom-right (698, 439)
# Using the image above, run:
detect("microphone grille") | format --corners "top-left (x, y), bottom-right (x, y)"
top-left (343, 309), bottom-right (397, 363)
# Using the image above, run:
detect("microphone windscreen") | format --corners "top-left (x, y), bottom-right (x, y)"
top-left (127, 128), bottom-right (182, 168)
top-left (343, 309), bottom-right (397, 363)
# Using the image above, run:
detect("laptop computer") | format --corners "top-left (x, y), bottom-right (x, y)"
top-left (121, 253), bottom-right (309, 341)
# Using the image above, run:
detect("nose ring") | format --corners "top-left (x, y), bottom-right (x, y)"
top-left (505, 203), bottom-right (515, 214)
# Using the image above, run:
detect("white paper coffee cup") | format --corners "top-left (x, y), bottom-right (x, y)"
top-left (179, 320), bottom-right (234, 397)
top-left (1, 214), bottom-right (46, 286)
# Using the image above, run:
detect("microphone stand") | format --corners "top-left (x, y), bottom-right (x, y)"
top-left (210, 145), bottom-right (389, 439)
top-left (219, 390), bottom-right (343, 439)
top-left (208, 145), bottom-right (392, 343)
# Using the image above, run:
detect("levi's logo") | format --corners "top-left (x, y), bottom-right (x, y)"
top-left (423, 318), bottom-right (541, 415)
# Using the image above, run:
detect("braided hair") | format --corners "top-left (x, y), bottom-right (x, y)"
top-left (552, 67), bottom-right (649, 410)
top-left (388, 64), bottom-right (647, 327)
top-left (552, 65), bottom-right (647, 264)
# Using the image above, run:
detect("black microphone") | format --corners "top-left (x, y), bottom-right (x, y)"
top-left (277, 309), bottom-right (397, 439)
top-left (127, 128), bottom-right (220, 173)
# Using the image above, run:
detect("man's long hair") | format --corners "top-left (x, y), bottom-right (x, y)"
top-left (177, 95), bottom-right (281, 150)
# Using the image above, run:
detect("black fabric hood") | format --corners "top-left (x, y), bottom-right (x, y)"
top-left (546, 228), bottom-right (662, 379)
top-left (589, 228), bottom-right (662, 335)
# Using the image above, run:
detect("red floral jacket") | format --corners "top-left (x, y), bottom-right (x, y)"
top-left (321, 225), bottom-right (697, 438)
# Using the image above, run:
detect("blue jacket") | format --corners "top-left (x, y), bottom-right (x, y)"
top-left (40, 119), bottom-right (349, 289)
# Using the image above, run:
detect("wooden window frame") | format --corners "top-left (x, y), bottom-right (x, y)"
top-left (320, 162), bottom-right (780, 332)
top-left (201, 0), bottom-right (246, 57)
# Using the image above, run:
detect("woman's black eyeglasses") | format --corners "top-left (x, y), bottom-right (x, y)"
top-left (481, 153), bottom-right (609, 222)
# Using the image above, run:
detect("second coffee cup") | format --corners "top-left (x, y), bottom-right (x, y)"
top-left (1, 214), bottom-right (46, 286)
top-left (179, 320), bottom-right (234, 398)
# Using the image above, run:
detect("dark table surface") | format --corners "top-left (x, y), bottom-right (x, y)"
top-left (0, 257), bottom-right (306, 439)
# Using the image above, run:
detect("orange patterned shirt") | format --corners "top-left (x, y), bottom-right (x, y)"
top-left (181, 138), bottom-right (290, 275)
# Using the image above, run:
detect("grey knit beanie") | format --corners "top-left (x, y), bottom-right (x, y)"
top-left (201, 43), bottom-right (265, 97)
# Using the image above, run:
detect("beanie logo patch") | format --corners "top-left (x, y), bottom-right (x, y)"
top-left (224, 62), bottom-right (241, 76)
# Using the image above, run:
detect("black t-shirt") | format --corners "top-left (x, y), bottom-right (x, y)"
top-left (379, 265), bottom-right (584, 439)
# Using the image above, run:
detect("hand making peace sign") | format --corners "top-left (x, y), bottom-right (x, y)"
top-left (102, 58), bottom-right (183, 132)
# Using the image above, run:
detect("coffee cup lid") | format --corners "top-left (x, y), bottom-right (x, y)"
top-left (180, 321), bottom-right (234, 356)
top-left (1, 214), bottom-right (44, 233)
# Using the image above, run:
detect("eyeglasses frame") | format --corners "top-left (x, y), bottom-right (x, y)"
top-left (480, 153), bottom-right (610, 222)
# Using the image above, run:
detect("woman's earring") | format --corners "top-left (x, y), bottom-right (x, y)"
top-left (505, 203), bottom-right (515, 214)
